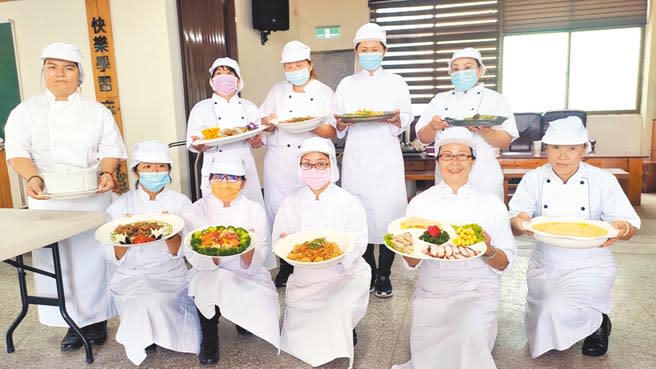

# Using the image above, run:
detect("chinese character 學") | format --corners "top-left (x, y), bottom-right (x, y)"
top-left (93, 36), bottom-right (109, 53)
top-left (91, 17), bottom-right (106, 34)
top-left (95, 56), bottom-right (110, 72)
top-left (98, 76), bottom-right (112, 92)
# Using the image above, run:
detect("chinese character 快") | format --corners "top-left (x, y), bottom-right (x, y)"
top-left (91, 17), bottom-right (106, 33)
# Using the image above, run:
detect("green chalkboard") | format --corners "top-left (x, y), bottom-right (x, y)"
top-left (0, 21), bottom-right (21, 140)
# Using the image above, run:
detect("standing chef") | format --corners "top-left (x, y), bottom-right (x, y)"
top-left (333, 23), bottom-right (413, 298)
top-left (415, 47), bottom-right (518, 199)
top-left (259, 40), bottom-right (336, 287)
top-left (509, 117), bottom-right (639, 358)
top-left (4, 42), bottom-right (126, 351)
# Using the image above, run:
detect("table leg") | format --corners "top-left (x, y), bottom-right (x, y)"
top-left (628, 158), bottom-right (643, 206)
top-left (51, 245), bottom-right (94, 364)
top-left (5, 255), bottom-right (29, 353)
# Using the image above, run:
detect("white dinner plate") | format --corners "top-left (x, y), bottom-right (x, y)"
top-left (95, 212), bottom-right (185, 247)
top-left (43, 188), bottom-right (99, 200)
top-left (525, 216), bottom-right (619, 249)
top-left (273, 230), bottom-right (355, 269)
top-left (193, 126), bottom-right (267, 146)
top-left (384, 216), bottom-right (487, 261)
top-left (183, 225), bottom-right (255, 259)
top-left (272, 115), bottom-right (327, 133)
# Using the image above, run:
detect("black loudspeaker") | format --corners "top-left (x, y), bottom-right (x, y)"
top-left (252, 0), bottom-right (289, 31)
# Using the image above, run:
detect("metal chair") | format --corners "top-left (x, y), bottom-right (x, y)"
top-left (541, 110), bottom-right (587, 136)
top-left (508, 113), bottom-right (542, 152)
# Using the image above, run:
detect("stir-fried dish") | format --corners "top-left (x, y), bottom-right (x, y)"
top-left (111, 221), bottom-right (172, 245)
top-left (200, 123), bottom-right (259, 140)
top-left (190, 225), bottom-right (252, 256)
top-left (340, 109), bottom-right (386, 118)
top-left (281, 116), bottom-right (315, 123)
top-left (287, 237), bottom-right (343, 262)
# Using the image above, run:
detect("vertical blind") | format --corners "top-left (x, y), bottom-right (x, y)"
top-left (369, 0), bottom-right (501, 104)
top-left (503, 0), bottom-right (649, 34)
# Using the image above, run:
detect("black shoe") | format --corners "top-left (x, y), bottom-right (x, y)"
top-left (374, 275), bottom-right (393, 298)
top-left (199, 340), bottom-right (219, 365)
top-left (369, 273), bottom-right (377, 293)
top-left (274, 269), bottom-right (291, 288)
top-left (235, 325), bottom-right (253, 336)
top-left (60, 328), bottom-right (83, 352)
top-left (582, 313), bottom-right (611, 357)
top-left (352, 329), bottom-right (358, 346)
top-left (146, 344), bottom-right (157, 354)
top-left (83, 320), bottom-right (107, 345)
top-left (198, 308), bottom-right (219, 365)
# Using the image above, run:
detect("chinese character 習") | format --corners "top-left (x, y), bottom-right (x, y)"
top-left (96, 56), bottom-right (110, 72)
top-left (91, 17), bottom-right (106, 33)
top-left (98, 76), bottom-right (112, 92)
top-left (101, 99), bottom-right (116, 114)
top-left (93, 36), bottom-right (109, 53)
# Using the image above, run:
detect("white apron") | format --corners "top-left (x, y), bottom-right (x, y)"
top-left (184, 197), bottom-right (280, 350)
top-left (525, 173), bottom-right (616, 358)
top-left (105, 189), bottom-right (200, 365)
top-left (26, 98), bottom-right (118, 327)
top-left (278, 188), bottom-right (370, 368)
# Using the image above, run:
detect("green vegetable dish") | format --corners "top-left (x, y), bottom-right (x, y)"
top-left (190, 225), bottom-right (252, 256)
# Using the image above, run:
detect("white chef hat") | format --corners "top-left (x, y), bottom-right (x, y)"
top-left (297, 137), bottom-right (339, 183)
top-left (130, 140), bottom-right (173, 169)
top-left (41, 42), bottom-right (85, 83)
top-left (208, 159), bottom-right (246, 177)
top-left (208, 57), bottom-right (244, 92)
top-left (542, 116), bottom-right (591, 152)
top-left (353, 23), bottom-right (387, 48)
top-left (434, 127), bottom-right (477, 157)
top-left (448, 47), bottom-right (485, 74)
top-left (281, 40), bottom-right (311, 63)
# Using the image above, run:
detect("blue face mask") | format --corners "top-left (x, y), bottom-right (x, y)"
top-left (450, 69), bottom-right (479, 91)
top-left (358, 52), bottom-right (383, 71)
top-left (139, 172), bottom-right (170, 193)
top-left (285, 68), bottom-right (310, 86)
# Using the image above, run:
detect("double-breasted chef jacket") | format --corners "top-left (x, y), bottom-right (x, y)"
top-left (509, 162), bottom-right (640, 358)
top-left (4, 90), bottom-right (126, 327)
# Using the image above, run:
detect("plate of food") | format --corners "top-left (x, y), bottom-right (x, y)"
top-left (183, 225), bottom-right (255, 258)
top-left (524, 216), bottom-right (619, 249)
top-left (273, 230), bottom-right (355, 269)
top-left (384, 217), bottom-right (487, 261)
top-left (335, 109), bottom-right (396, 123)
top-left (444, 115), bottom-right (507, 127)
top-left (95, 213), bottom-right (184, 247)
top-left (193, 123), bottom-right (266, 146)
top-left (272, 115), bottom-right (327, 133)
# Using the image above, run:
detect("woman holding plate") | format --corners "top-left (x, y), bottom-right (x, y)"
top-left (102, 140), bottom-right (199, 365)
top-left (333, 23), bottom-right (413, 298)
top-left (182, 160), bottom-right (279, 365)
top-left (259, 40), bottom-right (336, 288)
top-left (392, 127), bottom-right (515, 369)
top-left (186, 57), bottom-right (264, 206)
top-left (273, 137), bottom-right (369, 369)
top-left (509, 117), bottom-right (639, 358)
top-left (415, 47), bottom-right (518, 199)
top-left (4, 42), bottom-right (126, 351)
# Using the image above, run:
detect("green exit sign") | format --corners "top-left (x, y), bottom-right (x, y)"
top-left (315, 26), bottom-right (340, 39)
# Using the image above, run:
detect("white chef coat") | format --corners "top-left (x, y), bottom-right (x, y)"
top-left (332, 68), bottom-right (413, 244)
top-left (4, 90), bottom-right (126, 327)
top-left (102, 188), bottom-right (200, 365)
top-left (508, 162), bottom-right (640, 358)
top-left (186, 94), bottom-right (264, 206)
top-left (415, 83), bottom-right (518, 199)
top-left (392, 181), bottom-right (516, 369)
top-left (272, 184), bottom-right (370, 369)
top-left (260, 79), bottom-right (334, 226)
top-left (182, 195), bottom-right (280, 350)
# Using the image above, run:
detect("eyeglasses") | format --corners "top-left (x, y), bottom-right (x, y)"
top-left (209, 174), bottom-right (243, 182)
top-left (437, 153), bottom-right (473, 161)
top-left (300, 161), bottom-right (330, 170)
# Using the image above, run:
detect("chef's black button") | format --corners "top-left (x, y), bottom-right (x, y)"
top-left (287, 144), bottom-right (291, 147)
top-left (546, 179), bottom-right (551, 183)
top-left (310, 98), bottom-right (314, 101)
top-left (238, 101), bottom-right (242, 104)
top-left (544, 204), bottom-right (548, 209)
top-left (289, 110), bottom-right (293, 113)
top-left (214, 101), bottom-right (217, 104)
top-left (297, 145), bottom-right (301, 149)
top-left (471, 108), bottom-right (475, 110)
top-left (218, 117), bottom-right (222, 120)
top-left (445, 107), bottom-right (449, 111)
top-left (241, 116), bottom-right (245, 119)
top-left (580, 180), bottom-right (584, 185)
top-left (451, 92), bottom-right (455, 95)
top-left (288, 95), bottom-right (292, 98)
top-left (219, 149), bottom-right (223, 153)
top-left (581, 207), bottom-right (586, 211)
top-left (477, 91), bottom-right (481, 95)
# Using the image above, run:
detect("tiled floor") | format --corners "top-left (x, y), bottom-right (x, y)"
top-left (1, 195), bottom-right (655, 369)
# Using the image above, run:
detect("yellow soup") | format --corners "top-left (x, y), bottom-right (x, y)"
top-left (533, 222), bottom-right (608, 237)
